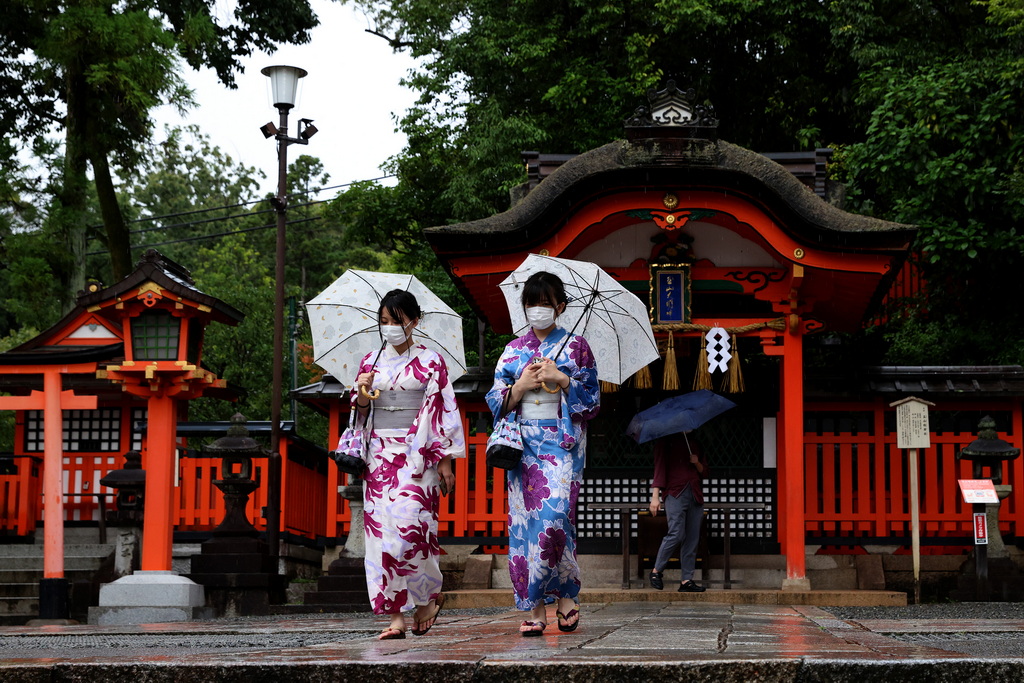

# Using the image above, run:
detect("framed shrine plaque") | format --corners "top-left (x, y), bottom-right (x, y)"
top-left (649, 264), bottom-right (691, 324)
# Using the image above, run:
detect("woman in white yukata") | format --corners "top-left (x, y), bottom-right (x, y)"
top-left (350, 288), bottom-right (464, 640)
top-left (486, 271), bottom-right (600, 637)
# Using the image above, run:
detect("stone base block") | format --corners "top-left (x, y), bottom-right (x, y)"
top-left (89, 571), bottom-right (211, 625)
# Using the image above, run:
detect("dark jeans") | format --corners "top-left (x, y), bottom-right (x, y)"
top-left (653, 486), bottom-right (702, 581)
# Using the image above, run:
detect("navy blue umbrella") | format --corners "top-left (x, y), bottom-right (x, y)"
top-left (626, 390), bottom-right (737, 444)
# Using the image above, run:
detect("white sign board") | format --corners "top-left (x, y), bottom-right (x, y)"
top-left (959, 479), bottom-right (1000, 504)
top-left (894, 400), bottom-right (931, 450)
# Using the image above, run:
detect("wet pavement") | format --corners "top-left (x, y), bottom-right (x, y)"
top-left (1, 602), bottom-right (1023, 682)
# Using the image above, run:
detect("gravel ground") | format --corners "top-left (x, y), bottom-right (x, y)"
top-left (823, 602), bottom-right (1024, 621)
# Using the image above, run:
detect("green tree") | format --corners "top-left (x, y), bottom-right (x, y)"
top-left (1, 0), bottom-right (318, 311)
top-left (339, 0), bottom-right (1024, 367)
top-left (829, 0), bottom-right (1024, 364)
top-left (343, 0), bottom-right (861, 234)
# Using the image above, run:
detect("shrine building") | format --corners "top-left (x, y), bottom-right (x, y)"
top-left (420, 82), bottom-right (1024, 587)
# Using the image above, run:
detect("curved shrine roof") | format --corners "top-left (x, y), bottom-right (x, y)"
top-left (425, 135), bottom-right (916, 334)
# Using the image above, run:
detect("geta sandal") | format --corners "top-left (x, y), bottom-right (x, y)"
top-left (378, 627), bottom-right (406, 640)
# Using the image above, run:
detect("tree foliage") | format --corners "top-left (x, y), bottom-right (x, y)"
top-left (334, 0), bottom-right (1024, 368)
top-left (828, 0), bottom-right (1024, 363)
top-left (0, 0), bottom-right (319, 309)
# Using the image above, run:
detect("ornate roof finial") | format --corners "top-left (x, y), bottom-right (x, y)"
top-left (625, 80), bottom-right (718, 141)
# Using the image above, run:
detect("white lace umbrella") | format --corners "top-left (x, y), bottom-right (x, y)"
top-left (498, 254), bottom-right (659, 384)
top-left (306, 270), bottom-right (466, 386)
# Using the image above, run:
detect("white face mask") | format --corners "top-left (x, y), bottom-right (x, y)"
top-left (525, 306), bottom-right (557, 330)
top-left (380, 322), bottom-right (411, 347)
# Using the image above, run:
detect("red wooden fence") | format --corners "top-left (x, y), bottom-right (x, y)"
top-left (4, 408), bottom-right (1023, 553)
top-left (804, 404), bottom-right (1024, 549)
top-left (325, 426), bottom-right (506, 540)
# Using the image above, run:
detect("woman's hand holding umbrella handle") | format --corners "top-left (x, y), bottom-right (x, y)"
top-left (536, 358), bottom-right (567, 394)
top-left (356, 371), bottom-right (379, 401)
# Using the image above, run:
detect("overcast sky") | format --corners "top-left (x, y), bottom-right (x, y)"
top-left (153, 1), bottom-right (419, 197)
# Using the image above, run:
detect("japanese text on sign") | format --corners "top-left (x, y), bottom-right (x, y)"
top-left (653, 267), bottom-right (690, 324)
top-left (895, 401), bottom-right (931, 449)
top-left (974, 512), bottom-right (988, 545)
top-left (958, 479), bottom-right (1000, 504)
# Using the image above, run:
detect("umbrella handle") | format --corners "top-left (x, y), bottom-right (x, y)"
top-left (359, 385), bottom-right (381, 400)
top-left (541, 382), bottom-right (561, 394)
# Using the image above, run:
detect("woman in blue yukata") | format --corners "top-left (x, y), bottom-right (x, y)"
top-left (486, 271), bottom-right (600, 637)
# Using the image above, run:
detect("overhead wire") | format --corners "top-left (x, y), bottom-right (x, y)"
top-left (84, 173), bottom-right (392, 255)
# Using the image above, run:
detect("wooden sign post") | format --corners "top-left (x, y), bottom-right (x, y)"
top-left (890, 396), bottom-right (934, 605)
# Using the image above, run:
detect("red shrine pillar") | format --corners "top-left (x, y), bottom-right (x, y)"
top-left (140, 393), bottom-right (177, 571)
top-left (0, 367), bottom-right (98, 619)
top-left (779, 326), bottom-right (808, 588)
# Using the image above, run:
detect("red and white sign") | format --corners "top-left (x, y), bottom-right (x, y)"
top-left (974, 512), bottom-right (988, 545)
top-left (958, 479), bottom-right (1000, 504)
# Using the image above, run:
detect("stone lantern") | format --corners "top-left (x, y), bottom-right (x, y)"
top-left (99, 451), bottom-right (146, 525)
top-left (188, 414), bottom-right (284, 616)
top-left (954, 415), bottom-right (1023, 601)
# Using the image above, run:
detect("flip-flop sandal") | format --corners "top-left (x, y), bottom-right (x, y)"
top-left (520, 620), bottom-right (547, 637)
top-left (378, 627), bottom-right (406, 640)
top-left (411, 593), bottom-right (446, 636)
top-left (556, 605), bottom-right (580, 632)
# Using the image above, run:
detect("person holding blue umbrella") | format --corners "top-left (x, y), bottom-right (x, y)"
top-left (648, 430), bottom-right (709, 592)
top-left (628, 390), bottom-right (736, 592)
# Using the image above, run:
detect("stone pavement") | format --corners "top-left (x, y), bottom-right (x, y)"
top-left (1, 599), bottom-right (1023, 682)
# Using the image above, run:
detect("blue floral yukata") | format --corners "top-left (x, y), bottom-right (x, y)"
top-left (486, 327), bottom-right (600, 611)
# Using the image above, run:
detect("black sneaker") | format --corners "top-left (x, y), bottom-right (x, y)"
top-left (649, 571), bottom-right (664, 590)
top-left (678, 580), bottom-right (706, 593)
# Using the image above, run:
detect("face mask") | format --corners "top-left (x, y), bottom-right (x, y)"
top-left (380, 323), bottom-right (411, 346)
top-left (526, 306), bottom-right (556, 330)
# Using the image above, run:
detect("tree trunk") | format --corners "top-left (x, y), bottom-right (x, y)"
top-left (90, 149), bottom-right (132, 281)
top-left (55, 63), bottom-right (90, 312)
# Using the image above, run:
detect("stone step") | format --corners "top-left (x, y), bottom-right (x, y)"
top-left (0, 544), bottom-right (116, 558)
top-left (0, 583), bottom-right (40, 599)
top-left (0, 554), bottom-right (112, 571)
top-left (0, 568), bottom-right (101, 585)
top-left (302, 590), bottom-right (368, 606)
top-left (0, 596), bottom-right (38, 618)
top-left (316, 574), bottom-right (365, 591)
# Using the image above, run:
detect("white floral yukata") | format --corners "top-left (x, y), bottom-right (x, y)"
top-left (486, 327), bottom-right (600, 611)
top-left (350, 343), bottom-right (465, 615)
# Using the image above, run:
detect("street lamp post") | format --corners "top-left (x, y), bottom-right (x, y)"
top-left (261, 65), bottom-right (318, 567)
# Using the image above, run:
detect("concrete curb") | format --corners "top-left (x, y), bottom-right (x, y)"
top-left (444, 588), bottom-right (907, 609)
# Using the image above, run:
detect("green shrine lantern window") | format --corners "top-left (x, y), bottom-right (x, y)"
top-left (130, 309), bottom-right (180, 361)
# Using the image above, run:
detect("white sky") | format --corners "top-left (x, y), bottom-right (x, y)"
top-left (153, 1), bottom-right (419, 197)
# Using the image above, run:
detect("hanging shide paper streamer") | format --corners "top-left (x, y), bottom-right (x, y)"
top-left (705, 327), bottom-right (731, 374)
top-left (662, 333), bottom-right (679, 391)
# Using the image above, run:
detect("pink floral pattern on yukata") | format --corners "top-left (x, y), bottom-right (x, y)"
top-left (351, 344), bottom-right (465, 615)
